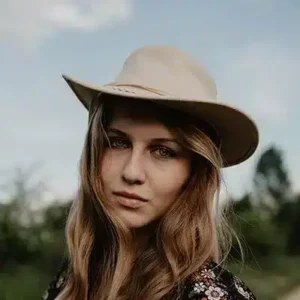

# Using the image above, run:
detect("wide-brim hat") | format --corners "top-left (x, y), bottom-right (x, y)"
top-left (62, 45), bottom-right (259, 168)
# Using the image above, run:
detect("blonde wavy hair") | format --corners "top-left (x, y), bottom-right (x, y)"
top-left (57, 94), bottom-right (241, 300)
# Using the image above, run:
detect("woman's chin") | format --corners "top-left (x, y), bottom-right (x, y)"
top-left (122, 217), bottom-right (151, 229)
top-left (111, 202), bottom-right (162, 230)
top-left (116, 210), bottom-right (152, 229)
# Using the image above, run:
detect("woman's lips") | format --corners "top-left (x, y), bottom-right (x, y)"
top-left (113, 192), bottom-right (148, 208)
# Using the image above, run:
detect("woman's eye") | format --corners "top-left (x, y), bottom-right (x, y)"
top-left (153, 147), bottom-right (176, 159)
top-left (109, 137), bottom-right (129, 148)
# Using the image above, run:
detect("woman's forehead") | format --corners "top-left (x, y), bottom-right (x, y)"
top-left (107, 100), bottom-right (178, 138)
top-left (110, 99), bottom-right (170, 122)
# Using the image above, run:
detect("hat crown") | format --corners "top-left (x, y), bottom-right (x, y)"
top-left (113, 46), bottom-right (218, 101)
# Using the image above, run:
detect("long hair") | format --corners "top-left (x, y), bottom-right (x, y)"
top-left (57, 94), bottom-right (241, 300)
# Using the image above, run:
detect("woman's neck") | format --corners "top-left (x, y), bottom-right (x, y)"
top-left (132, 223), bottom-right (157, 254)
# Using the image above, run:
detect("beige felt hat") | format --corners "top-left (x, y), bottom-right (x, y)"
top-left (62, 45), bottom-right (259, 168)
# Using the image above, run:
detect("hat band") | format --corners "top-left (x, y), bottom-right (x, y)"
top-left (104, 83), bottom-right (172, 97)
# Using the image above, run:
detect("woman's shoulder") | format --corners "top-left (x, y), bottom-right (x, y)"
top-left (41, 258), bottom-right (69, 300)
top-left (182, 260), bottom-right (257, 300)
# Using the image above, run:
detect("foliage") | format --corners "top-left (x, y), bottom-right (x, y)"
top-left (253, 146), bottom-right (291, 214)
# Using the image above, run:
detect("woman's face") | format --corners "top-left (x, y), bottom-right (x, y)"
top-left (100, 102), bottom-right (192, 229)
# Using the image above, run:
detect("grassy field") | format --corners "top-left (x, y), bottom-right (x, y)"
top-left (1, 256), bottom-right (300, 299)
top-left (227, 256), bottom-right (300, 300)
top-left (0, 264), bottom-right (51, 300)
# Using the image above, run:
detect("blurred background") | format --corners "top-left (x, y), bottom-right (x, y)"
top-left (0, 1), bottom-right (299, 299)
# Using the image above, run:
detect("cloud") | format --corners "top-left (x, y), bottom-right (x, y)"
top-left (0, 0), bottom-right (133, 48)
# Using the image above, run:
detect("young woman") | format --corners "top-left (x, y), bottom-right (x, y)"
top-left (42, 46), bottom-right (259, 300)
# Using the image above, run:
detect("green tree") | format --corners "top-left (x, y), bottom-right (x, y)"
top-left (230, 193), bottom-right (286, 261)
top-left (282, 194), bottom-right (300, 255)
top-left (0, 165), bottom-right (46, 266)
top-left (253, 146), bottom-right (291, 215)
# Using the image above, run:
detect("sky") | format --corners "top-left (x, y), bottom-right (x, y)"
top-left (0, 0), bottom-right (299, 203)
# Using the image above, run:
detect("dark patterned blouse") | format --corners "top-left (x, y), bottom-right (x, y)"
top-left (42, 259), bottom-right (257, 300)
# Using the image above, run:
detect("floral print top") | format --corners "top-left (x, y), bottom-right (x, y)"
top-left (182, 260), bottom-right (256, 300)
top-left (42, 259), bottom-right (256, 300)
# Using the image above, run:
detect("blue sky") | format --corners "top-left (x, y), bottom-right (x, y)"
top-left (0, 0), bottom-right (299, 202)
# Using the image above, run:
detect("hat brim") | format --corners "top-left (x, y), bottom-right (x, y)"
top-left (62, 74), bottom-right (259, 168)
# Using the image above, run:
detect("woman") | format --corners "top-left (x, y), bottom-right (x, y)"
top-left (42, 45), bottom-right (259, 300)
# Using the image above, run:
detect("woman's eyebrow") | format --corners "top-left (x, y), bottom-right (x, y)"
top-left (107, 127), bottom-right (128, 137)
top-left (150, 138), bottom-right (180, 145)
top-left (107, 127), bottom-right (180, 145)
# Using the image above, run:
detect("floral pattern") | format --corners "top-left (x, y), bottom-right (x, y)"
top-left (233, 277), bottom-right (251, 299)
top-left (184, 260), bottom-right (257, 300)
top-left (205, 286), bottom-right (225, 300)
top-left (42, 259), bottom-right (257, 300)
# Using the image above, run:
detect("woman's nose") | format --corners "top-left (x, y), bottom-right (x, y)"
top-left (121, 151), bottom-right (146, 185)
